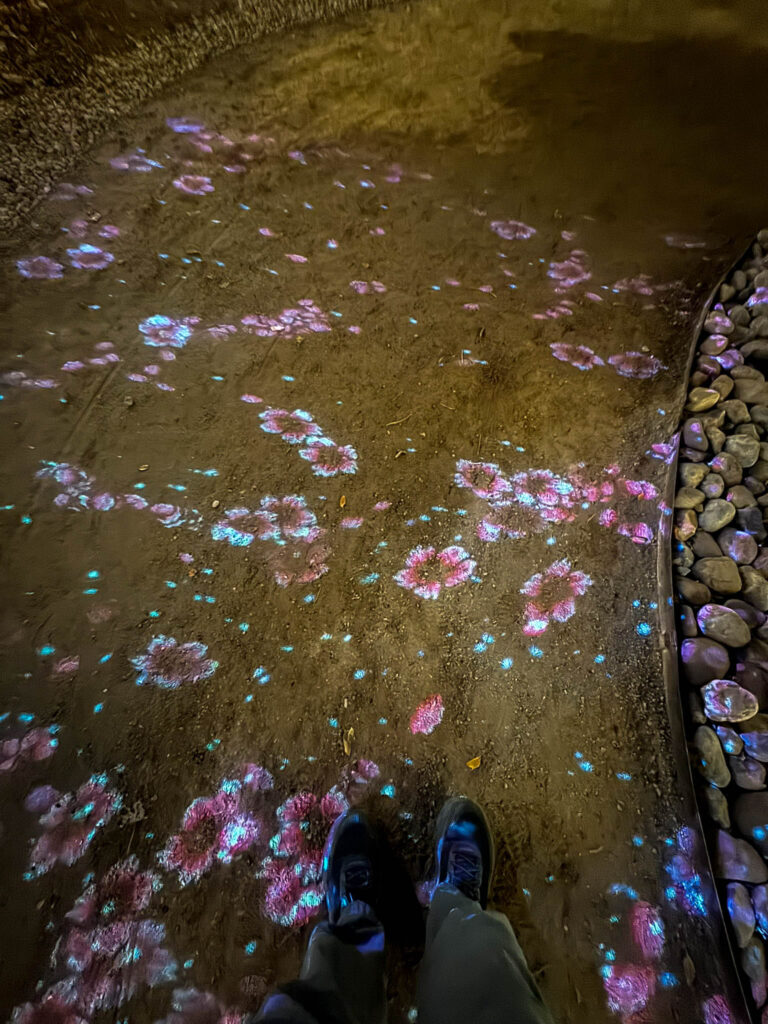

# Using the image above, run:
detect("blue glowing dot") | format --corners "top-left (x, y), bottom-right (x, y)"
top-left (360, 572), bottom-right (379, 584)
top-left (134, 482), bottom-right (146, 489)
top-left (649, 601), bottom-right (658, 609)
top-left (609, 914), bottom-right (620, 924)
top-left (605, 949), bottom-right (616, 963)
top-left (378, 717), bottom-right (388, 725)
top-left (282, 375), bottom-right (295, 382)
top-left (245, 941), bottom-right (257, 955)
top-left (18, 712), bottom-right (34, 724)
top-left (205, 738), bottom-right (221, 751)
top-left (37, 645), bottom-right (55, 656)
top-left (93, 703), bottom-right (104, 714)
top-left (238, 622), bottom-right (249, 633)
top-left (281, 645), bottom-right (293, 652)
top-left (82, 588), bottom-right (98, 595)
top-left (636, 622), bottom-right (651, 637)
top-left (609, 884), bottom-right (638, 900)
top-left (659, 972), bottom-right (678, 988)
top-left (87, 570), bottom-right (100, 579)
top-left (579, 761), bottom-right (593, 772)
top-left (381, 784), bottom-right (396, 799)
top-left (21, 515), bottom-right (32, 524)
top-left (245, 694), bottom-right (253, 703)
top-left (500, 657), bottom-right (514, 670)
top-left (99, 653), bottom-right (113, 663)
top-left (353, 669), bottom-right (366, 680)
top-left (321, 633), bottom-right (332, 641)
top-left (329, 717), bottom-right (340, 729)
top-left (594, 654), bottom-right (605, 664)
top-left (149, 610), bottom-right (160, 618)
top-left (165, 581), bottom-right (177, 589)
top-left (343, 634), bottom-right (352, 643)
top-left (632, 836), bottom-right (644, 847)
top-left (528, 646), bottom-right (543, 659)
top-left (615, 772), bottom-right (632, 781)
top-left (183, 958), bottom-right (194, 969)
top-left (303, 594), bottom-right (316, 603)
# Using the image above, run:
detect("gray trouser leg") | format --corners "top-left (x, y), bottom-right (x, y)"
top-left (256, 901), bottom-right (386, 1024)
top-left (416, 885), bottom-right (556, 1024)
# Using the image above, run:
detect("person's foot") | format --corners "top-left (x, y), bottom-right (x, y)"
top-left (323, 809), bottom-right (381, 925)
top-left (432, 796), bottom-right (495, 908)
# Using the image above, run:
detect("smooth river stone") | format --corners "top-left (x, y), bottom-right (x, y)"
top-left (716, 350), bottom-right (744, 372)
top-left (675, 486), bottom-right (705, 509)
top-left (680, 604), bottom-right (698, 637)
top-left (728, 485), bottom-right (758, 508)
top-left (693, 531), bottom-right (724, 558)
top-left (744, 732), bottom-right (768, 763)
top-left (735, 379), bottom-right (768, 405)
top-left (734, 794), bottom-right (768, 848)
top-left (728, 882), bottom-right (757, 948)
top-left (752, 885), bottom-right (768, 937)
top-left (679, 462), bottom-right (709, 488)
top-left (710, 452), bottom-right (744, 486)
top-left (726, 599), bottom-right (766, 629)
top-left (692, 556), bottom-right (742, 593)
top-left (718, 528), bottom-right (759, 565)
top-left (676, 577), bottom-right (711, 605)
top-left (737, 506), bottom-right (768, 543)
top-left (674, 509), bottom-right (697, 542)
top-left (705, 311), bottom-right (734, 335)
top-left (742, 936), bottom-right (768, 1007)
top-left (711, 374), bottom-right (735, 399)
top-left (701, 334), bottom-right (730, 355)
top-left (706, 426), bottom-right (726, 454)
top-left (721, 399), bottom-right (751, 425)
top-left (732, 365), bottom-right (767, 381)
top-left (718, 725), bottom-right (745, 754)
top-left (687, 388), bottom-right (720, 412)
top-left (717, 829), bottom-right (768, 882)
top-left (742, 566), bottom-right (768, 611)
top-left (682, 638), bottom-right (731, 685)
top-left (693, 725), bottom-right (731, 787)
top-left (683, 417), bottom-right (709, 452)
top-left (730, 754), bottom-right (767, 791)
top-left (742, 341), bottom-right (768, 362)
top-left (752, 405), bottom-right (768, 429)
top-left (704, 475), bottom-right (729, 499)
top-left (703, 786), bottom-right (731, 828)
top-left (701, 679), bottom-right (759, 722)
top-left (697, 604), bottom-right (752, 647)
top-left (726, 435), bottom-right (761, 468)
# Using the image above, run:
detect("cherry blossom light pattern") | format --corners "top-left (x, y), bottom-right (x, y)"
top-left (520, 559), bottom-right (592, 636)
top-left (394, 545), bottom-right (476, 600)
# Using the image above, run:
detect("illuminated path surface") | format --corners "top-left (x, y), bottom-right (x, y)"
top-left (3, 4), bottom-right (768, 1022)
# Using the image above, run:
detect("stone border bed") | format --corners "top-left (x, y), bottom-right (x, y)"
top-left (675, 228), bottom-right (768, 1018)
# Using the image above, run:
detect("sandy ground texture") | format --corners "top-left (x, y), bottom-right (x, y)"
top-left (3, 1), bottom-right (768, 1022)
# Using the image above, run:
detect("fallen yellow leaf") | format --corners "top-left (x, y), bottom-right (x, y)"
top-left (340, 495), bottom-right (347, 508)
top-left (466, 756), bottom-right (481, 770)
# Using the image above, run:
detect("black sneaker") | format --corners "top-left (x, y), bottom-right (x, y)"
top-left (432, 796), bottom-right (495, 908)
top-left (323, 809), bottom-right (381, 925)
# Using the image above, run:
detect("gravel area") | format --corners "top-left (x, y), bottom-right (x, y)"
top-left (0, 0), bottom-right (396, 235)
top-left (676, 227), bottom-right (768, 1015)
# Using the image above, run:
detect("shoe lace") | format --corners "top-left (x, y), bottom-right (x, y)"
top-left (341, 857), bottom-right (372, 901)
top-left (448, 843), bottom-right (482, 901)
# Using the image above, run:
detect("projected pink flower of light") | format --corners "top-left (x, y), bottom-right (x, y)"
top-left (64, 919), bottom-right (176, 1012)
top-left (511, 469), bottom-right (575, 514)
top-left (454, 460), bottom-right (510, 499)
top-left (131, 636), bottom-right (218, 689)
top-left (158, 987), bottom-right (243, 1024)
top-left (10, 981), bottom-right (88, 1024)
top-left (173, 175), bottom-right (214, 195)
top-left (299, 438), bottom-right (358, 477)
top-left (410, 694), bottom-right (444, 735)
top-left (395, 545), bottom-right (476, 600)
top-left (490, 219), bottom-right (536, 241)
top-left (17, 256), bottom-right (64, 280)
top-left (0, 726), bottom-right (58, 773)
top-left (630, 901), bottom-right (665, 960)
top-left (159, 789), bottom-right (262, 886)
top-left (66, 855), bottom-right (160, 926)
top-left (520, 559), bottom-right (591, 636)
top-left (608, 351), bottom-right (666, 379)
top-left (259, 408), bottom-right (322, 445)
top-left (550, 343), bottom-right (604, 371)
top-left (602, 964), bottom-right (656, 1020)
top-left (67, 244), bottom-right (114, 271)
top-left (29, 773), bottom-right (122, 877)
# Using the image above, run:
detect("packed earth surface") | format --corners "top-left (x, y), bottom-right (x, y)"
top-left (3, 2), bottom-right (768, 1023)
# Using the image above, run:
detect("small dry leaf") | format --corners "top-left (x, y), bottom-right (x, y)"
top-left (466, 756), bottom-right (481, 770)
top-left (340, 495), bottom-right (347, 508)
top-left (138, 464), bottom-right (149, 472)
top-left (343, 726), bottom-right (355, 756)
